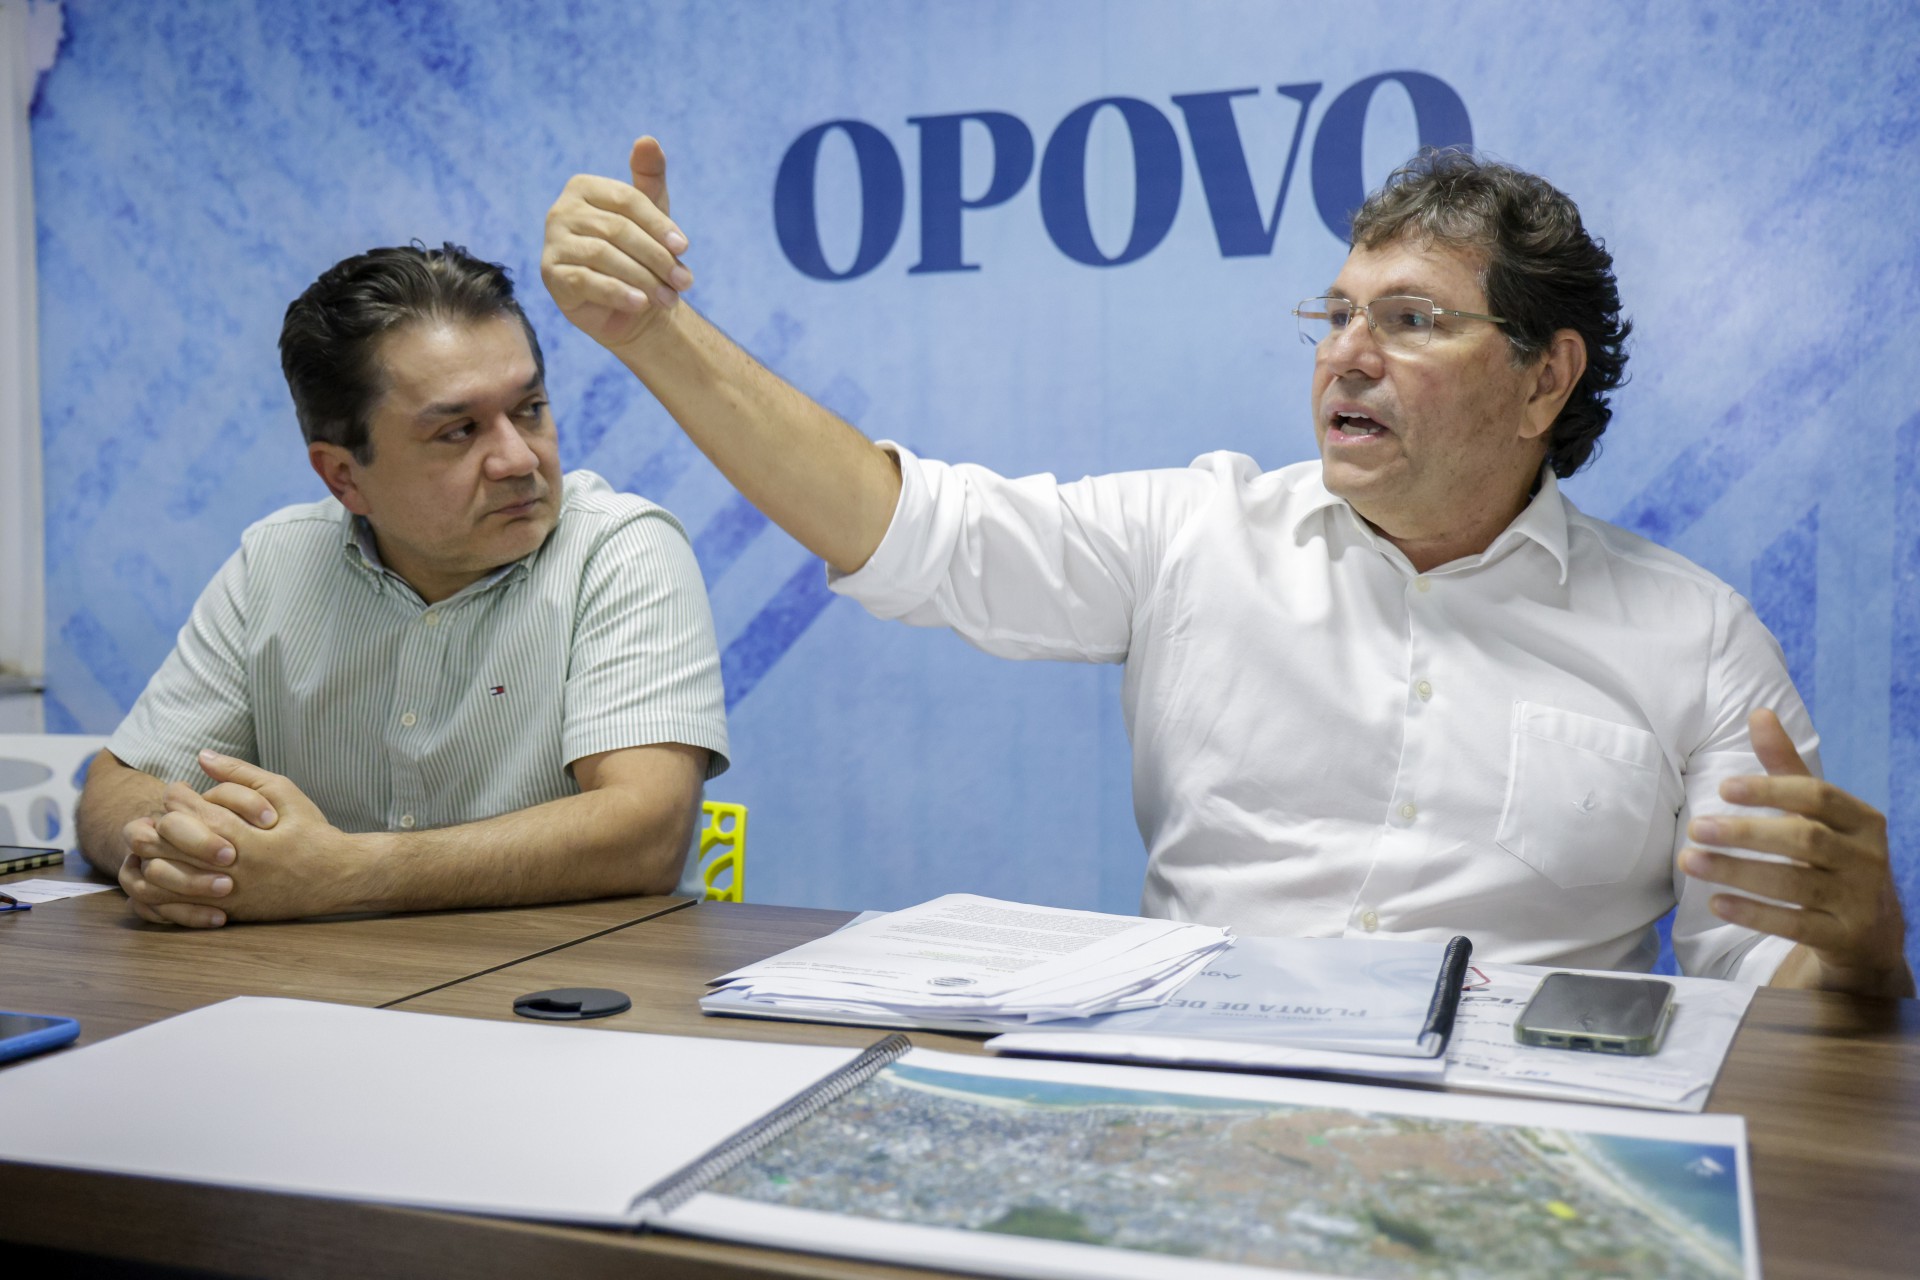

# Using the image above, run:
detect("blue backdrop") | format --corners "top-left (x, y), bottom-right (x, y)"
top-left (30, 0), bottom-right (1920, 974)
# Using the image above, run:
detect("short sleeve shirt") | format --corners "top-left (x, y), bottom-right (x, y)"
top-left (108, 471), bottom-right (728, 834)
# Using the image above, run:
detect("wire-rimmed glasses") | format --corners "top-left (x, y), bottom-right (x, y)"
top-left (1294, 296), bottom-right (1506, 349)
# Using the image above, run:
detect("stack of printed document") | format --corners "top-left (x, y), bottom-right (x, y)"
top-left (703, 894), bottom-right (1233, 1029)
top-left (987, 934), bottom-right (1472, 1075)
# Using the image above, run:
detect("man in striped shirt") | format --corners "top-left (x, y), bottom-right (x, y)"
top-left (75, 244), bottom-right (730, 927)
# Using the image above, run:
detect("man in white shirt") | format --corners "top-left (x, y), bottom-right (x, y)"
top-left (538, 140), bottom-right (1911, 995)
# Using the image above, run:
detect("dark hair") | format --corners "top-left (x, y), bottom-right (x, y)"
top-left (1349, 150), bottom-right (1630, 478)
top-left (278, 243), bottom-right (544, 463)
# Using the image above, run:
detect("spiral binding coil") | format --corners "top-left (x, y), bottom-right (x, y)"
top-left (627, 1032), bottom-right (913, 1223)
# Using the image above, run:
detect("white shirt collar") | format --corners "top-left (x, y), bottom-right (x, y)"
top-left (1288, 463), bottom-right (1571, 585)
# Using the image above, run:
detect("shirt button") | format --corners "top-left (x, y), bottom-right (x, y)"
top-left (1361, 910), bottom-right (1380, 932)
top-left (398, 814), bottom-right (416, 829)
top-left (400, 712), bottom-right (417, 727)
top-left (1415, 680), bottom-right (1433, 701)
top-left (1413, 577), bottom-right (1432, 594)
top-left (1399, 802), bottom-right (1417, 821)
top-left (422, 612), bottom-right (440, 627)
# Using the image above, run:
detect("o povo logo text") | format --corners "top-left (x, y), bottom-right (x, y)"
top-left (773, 71), bottom-right (1473, 279)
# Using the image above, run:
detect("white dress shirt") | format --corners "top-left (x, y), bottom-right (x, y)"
top-left (832, 446), bottom-right (1812, 981)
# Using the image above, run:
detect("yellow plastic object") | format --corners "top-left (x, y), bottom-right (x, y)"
top-left (697, 800), bottom-right (747, 902)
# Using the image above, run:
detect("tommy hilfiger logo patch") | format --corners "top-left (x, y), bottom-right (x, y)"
top-left (489, 685), bottom-right (506, 696)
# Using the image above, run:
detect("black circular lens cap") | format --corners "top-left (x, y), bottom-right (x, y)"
top-left (511, 987), bottom-right (632, 1021)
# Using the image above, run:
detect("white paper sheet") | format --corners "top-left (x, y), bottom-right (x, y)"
top-left (0, 997), bottom-right (859, 1224)
top-left (711, 894), bottom-right (1232, 1021)
top-left (0, 877), bottom-right (116, 903)
top-left (1415, 963), bottom-right (1757, 1111)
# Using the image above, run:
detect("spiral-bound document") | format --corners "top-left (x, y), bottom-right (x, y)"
top-left (986, 934), bottom-right (1473, 1075)
top-left (0, 997), bottom-right (868, 1227)
top-left (0, 996), bottom-right (1757, 1279)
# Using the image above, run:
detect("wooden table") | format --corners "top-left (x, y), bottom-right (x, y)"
top-left (395, 903), bottom-right (1920, 1280)
top-left (0, 862), bottom-right (692, 1046)
top-left (394, 901), bottom-right (987, 1053)
top-left (0, 897), bottom-right (945, 1280)
top-left (1704, 985), bottom-right (1920, 1276)
top-left (3, 898), bottom-right (1918, 1279)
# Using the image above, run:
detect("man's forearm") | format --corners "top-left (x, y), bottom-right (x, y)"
top-left (74, 750), bottom-right (167, 878)
top-left (330, 775), bottom-right (703, 915)
top-left (612, 305), bottom-right (902, 575)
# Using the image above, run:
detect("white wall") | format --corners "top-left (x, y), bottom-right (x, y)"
top-left (0, 0), bottom-right (47, 695)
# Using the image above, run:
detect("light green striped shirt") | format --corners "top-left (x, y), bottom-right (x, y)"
top-left (109, 471), bottom-right (728, 835)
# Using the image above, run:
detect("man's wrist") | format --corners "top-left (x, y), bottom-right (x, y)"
top-left (324, 829), bottom-right (395, 914)
top-left (608, 299), bottom-right (693, 376)
top-left (1777, 943), bottom-right (1918, 998)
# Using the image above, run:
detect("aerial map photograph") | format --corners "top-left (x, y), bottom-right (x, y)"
top-left (709, 1062), bottom-right (1747, 1279)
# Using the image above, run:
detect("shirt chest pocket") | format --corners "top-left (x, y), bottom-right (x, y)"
top-left (1495, 702), bottom-right (1665, 889)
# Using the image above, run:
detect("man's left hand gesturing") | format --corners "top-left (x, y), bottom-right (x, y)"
top-left (1681, 710), bottom-right (1914, 997)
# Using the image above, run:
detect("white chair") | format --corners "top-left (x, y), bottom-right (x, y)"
top-left (0, 733), bottom-right (110, 857)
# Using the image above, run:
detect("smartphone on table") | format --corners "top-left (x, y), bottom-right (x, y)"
top-left (1513, 972), bottom-right (1675, 1055)
top-left (0, 845), bottom-right (66, 876)
top-left (0, 1011), bottom-right (82, 1064)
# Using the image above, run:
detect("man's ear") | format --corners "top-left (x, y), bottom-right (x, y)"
top-left (308, 442), bottom-right (372, 516)
top-left (1519, 329), bottom-right (1588, 442)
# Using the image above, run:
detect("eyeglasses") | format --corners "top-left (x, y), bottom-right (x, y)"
top-left (1294, 296), bottom-right (1506, 350)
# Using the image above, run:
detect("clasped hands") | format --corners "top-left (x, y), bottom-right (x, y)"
top-left (1681, 710), bottom-right (1915, 997)
top-left (119, 750), bottom-right (353, 928)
